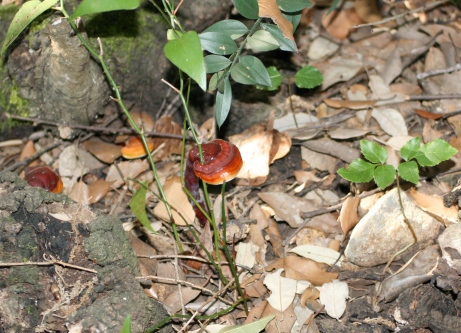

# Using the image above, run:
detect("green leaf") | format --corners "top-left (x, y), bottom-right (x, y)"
top-left (2, 0), bottom-right (58, 57)
top-left (120, 316), bottom-right (131, 333)
top-left (360, 140), bottom-right (387, 164)
top-left (282, 11), bottom-right (303, 32)
top-left (327, 0), bottom-right (341, 14)
top-left (247, 30), bottom-right (280, 51)
top-left (277, 0), bottom-right (311, 12)
top-left (205, 55), bottom-right (231, 73)
top-left (203, 19), bottom-right (249, 39)
top-left (295, 65), bottom-right (323, 89)
top-left (164, 31), bottom-right (207, 91)
top-left (337, 159), bottom-right (375, 183)
top-left (373, 164), bottom-right (395, 190)
top-left (232, 0), bottom-right (259, 19)
top-left (256, 66), bottom-right (282, 90)
top-left (70, 0), bottom-right (141, 19)
top-left (218, 315), bottom-right (275, 333)
top-left (231, 55), bottom-right (271, 86)
top-left (400, 137), bottom-right (421, 161)
top-left (417, 139), bottom-right (458, 167)
top-left (398, 161), bottom-right (419, 184)
top-left (215, 77), bottom-right (232, 128)
top-left (209, 71), bottom-right (226, 92)
top-left (129, 182), bottom-right (155, 233)
top-left (199, 32), bottom-right (238, 55)
top-left (261, 23), bottom-right (297, 51)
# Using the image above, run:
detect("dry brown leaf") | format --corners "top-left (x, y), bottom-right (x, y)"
top-left (84, 137), bottom-right (122, 164)
top-left (302, 138), bottom-right (361, 163)
top-left (152, 115), bottom-right (182, 162)
top-left (258, 0), bottom-right (295, 49)
top-left (265, 258), bottom-right (285, 271)
top-left (269, 129), bottom-right (292, 163)
top-left (322, 8), bottom-right (362, 40)
top-left (266, 217), bottom-right (283, 258)
top-left (87, 178), bottom-right (113, 204)
top-left (243, 300), bottom-right (268, 324)
top-left (339, 195), bottom-right (360, 236)
top-left (324, 98), bottom-right (378, 109)
top-left (130, 110), bottom-right (155, 132)
top-left (301, 147), bottom-right (338, 174)
top-left (242, 274), bottom-right (267, 298)
top-left (263, 302), bottom-right (296, 333)
top-left (19, 140), bottom-right (37, 165)
top-left (354, 0), bottom-right (381, 23)
top-left (300, 286), bottom-right (320, 306)
top-left (284, 255), bottom-right (338, 286)
top-left (153, 175), bottom-right (195, 226)
top-left (408, 188), bottom-right (458, 225)
top-left (249, 204), bottom-right (269, 265)
top-left (230, 123), bottom-right (273, 186)
top-left (294, 170), bottom-right (322, 183)
top-left (105, 159), bottom-right (149, 188)
top-left (128, 231), bottom-right (157, 276)
top-left (68, 181), bottom-right (90, 205)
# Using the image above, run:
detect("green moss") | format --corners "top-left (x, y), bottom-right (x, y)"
top-left (7, 266), bottom-right (39, 285)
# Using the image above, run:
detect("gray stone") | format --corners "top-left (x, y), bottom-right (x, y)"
top-left (345, 188), bottom-right (443, 267)
top-left (438, 222), bottom-right (461, 274)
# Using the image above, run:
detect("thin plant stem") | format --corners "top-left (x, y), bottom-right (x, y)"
top-left (59, 4), bottom-right (178, 242)
top-left (220, 182), bottom-right (249, 314)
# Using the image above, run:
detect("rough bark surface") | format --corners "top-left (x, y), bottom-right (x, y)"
top-left (0, 171), bottom-right (172, 333)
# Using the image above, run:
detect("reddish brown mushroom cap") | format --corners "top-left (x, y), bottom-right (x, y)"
top-left (121, 136), bottom-right (155, 159)
top-left (191, 139), bottom-right (243, 185)
top-left (24, 166), bottom-right (63, 194)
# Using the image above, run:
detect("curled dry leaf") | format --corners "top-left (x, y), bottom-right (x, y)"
top-left (324, 98), bottom-right (377, 110)
top-left (321, 7), bottom-right (362, 40)
top-left (19, 140), bottom-right (37, 167)
top-left (258, 0), bottom-right (295, 48)
top-left (284, 255), bottom-right (338, 286)
top-left (408, 188), bottom-right (458, 225)
top-left (130, 110), bottom-right (155, 132)
top-left (84, 137), bottom-right (121, 164)
top-left (249, 204), bottom-right (269, 266)
top-left (339, 195), bottom-right (361, 236)
top-left (68, 178), bottom-right (112, 205)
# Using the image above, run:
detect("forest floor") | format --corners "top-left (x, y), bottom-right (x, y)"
top-left (1, 1), bottom-right (461, 333)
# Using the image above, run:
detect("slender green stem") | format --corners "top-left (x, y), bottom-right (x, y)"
top-left (60, 5), bottom-right (179, 246)
top-left (220, 182), bottom-right (248, 314)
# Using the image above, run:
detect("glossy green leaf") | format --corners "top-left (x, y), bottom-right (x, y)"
top-left (400, 137), bottom-right (421, 161)
top-left (374, 164), bottom-right (395, 190)
top-left (360, 140), bottom-right (387, 164)
top-left (232, 0), bottom-right (259, 19)
top-left (231, 55), bottom-right (271, 86)
top-left (261, 23), bottom-right (296, 51)
top-left (398, 161), bottom-right (419, 184)
top-left (205, 55), bottom-right (231, 73)
top-left (2, 0), bottom-right (58, 56)
top-left (120, 316), bottom-right (131, 333)
top-left (218, 315), bottom-right (275, 333)
top-left (417, 139), bottom-right (458, 167)
top-left (129, 182), bottom-right (155, 233)
top-left (216, 78), bottom-right (232, 128)
top-left (277, 0), bottom-right (311, 12)
top-left (199, 32), bottom-right (238, 55)
top-left (256, 66), bottom-right (282, 91)
top-left (295, 65), bottom-right (323, 89)
top-left (337, 159), bottom-right (375, 183)
top-left (70, 0), bottom-right (141, 19)
top-left (164, 31), bottom-right (207, 91)
top-left (247, 30), bottom-right (280, 51)
top-left (203, 19), bottom-right (249, 39)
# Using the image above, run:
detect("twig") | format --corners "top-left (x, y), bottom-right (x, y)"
top-left (353, 0), bottom-right (449, 28)
top-left (3, 141), bottom-right (62, 173)
top-left (406, 94), bottom-right (461, 101)
top-left (417, 63), bottom-right (461, 81)
top-left (136, 275), bottom-right (235, 306)
top-left (283, 187), bottom-right (383, 246)
top-left (6, 114), bottom-right (186, 140)
top-left (0, 259), bottom-right (96, 274)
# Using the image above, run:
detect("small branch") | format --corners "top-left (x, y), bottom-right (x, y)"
top-left (0, 259), bottom-right (96, 274)
top-left (3, 141), bottom-right (62, 173)
top-left (353, 0), bottom-right (449, 28)
top-left (6, 114), bottom-right (186, 140)
top-left (417, 63), bottom-right (461, 81)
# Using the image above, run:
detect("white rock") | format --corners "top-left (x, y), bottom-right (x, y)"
top-left (344, 188), bottom-right (443, 267)
top-left (438, 222), bottom-right (461, 274)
